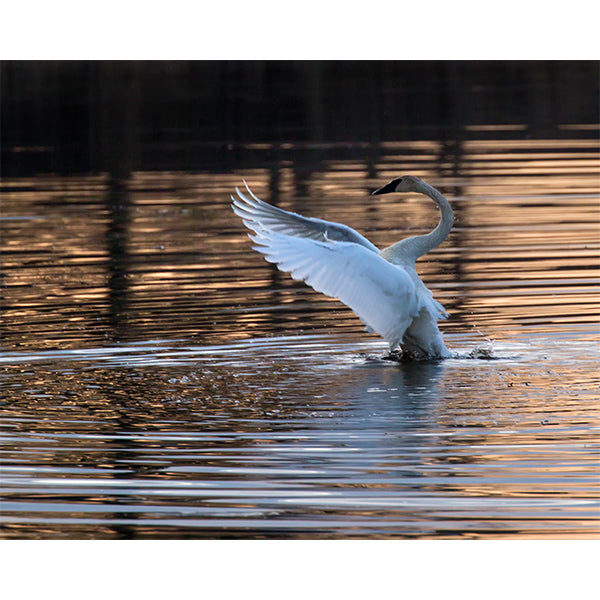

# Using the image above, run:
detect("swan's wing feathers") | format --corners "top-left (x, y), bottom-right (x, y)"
top-left (232, 185), bottom-right (379, 253)
top-left (250, 228), bottom-right (419, 349)
top-left (433, 299), bottom-right (449, 319)
top-left (413, 280), bottom-right (449, 321)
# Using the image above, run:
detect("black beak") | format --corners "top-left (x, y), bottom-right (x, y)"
top-left (372, 181), bottom-right (397, 195)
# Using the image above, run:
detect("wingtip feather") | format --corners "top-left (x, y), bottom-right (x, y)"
top-left (243, 180), bottom-right (262, 203)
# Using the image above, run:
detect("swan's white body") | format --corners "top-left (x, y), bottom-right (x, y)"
top-left (231, 176), bottom-right (454, 359)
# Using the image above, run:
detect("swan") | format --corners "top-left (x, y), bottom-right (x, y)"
top-left (231, 176), bottom-right (454, 359)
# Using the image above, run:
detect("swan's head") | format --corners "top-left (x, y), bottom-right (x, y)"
top-left (372, 175), bottom-right (423, 195)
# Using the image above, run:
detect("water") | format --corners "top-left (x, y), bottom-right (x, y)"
top-left (1, 138), bottom-right (599, 539)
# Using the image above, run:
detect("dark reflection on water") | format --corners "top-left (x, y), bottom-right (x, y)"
top-left (1, 137), bottom-right (600, 539)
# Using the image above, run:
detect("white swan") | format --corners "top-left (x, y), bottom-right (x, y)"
top-left (231, 176), bottom-right (454, 359)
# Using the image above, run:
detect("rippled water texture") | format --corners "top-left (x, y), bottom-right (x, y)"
top-left (1, 139), bottom-right (599, 539)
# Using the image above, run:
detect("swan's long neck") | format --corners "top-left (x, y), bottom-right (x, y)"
top-left (403, 181), bottom-right (454, 261)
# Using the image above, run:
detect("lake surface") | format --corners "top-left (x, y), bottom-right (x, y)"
top-left (1, 137), bottom-right (599, 539)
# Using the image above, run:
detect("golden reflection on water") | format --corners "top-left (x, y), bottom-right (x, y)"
top-left (2, 137), bottom-right (599, 350)
top-left (1, 137), bottom-right (600, 539)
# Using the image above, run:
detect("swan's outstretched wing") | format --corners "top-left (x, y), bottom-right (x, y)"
top-left (248, 227), bottom-right (419, 349)
top-left (231, 184), bottom-right (379, 253)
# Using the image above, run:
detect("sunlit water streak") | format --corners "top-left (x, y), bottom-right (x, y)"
top-left (1, 138), bottom-right (599, 539)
